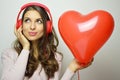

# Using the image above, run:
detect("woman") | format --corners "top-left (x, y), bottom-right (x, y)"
top-left (1, 2), bottom-right (92, 80)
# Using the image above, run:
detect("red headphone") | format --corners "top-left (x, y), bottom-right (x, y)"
top-left (16, 2), bottom-right (53, 34)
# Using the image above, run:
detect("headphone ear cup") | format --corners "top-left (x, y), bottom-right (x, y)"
top-left (46, 21), bottom-right (52, 34)
top-left (16, 19), bottom-right (22, 29)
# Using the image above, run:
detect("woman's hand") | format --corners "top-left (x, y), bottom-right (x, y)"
top-left (68, 58), bottom-right (93, 72)
top-left (14, 25), bottom-right (30, 50)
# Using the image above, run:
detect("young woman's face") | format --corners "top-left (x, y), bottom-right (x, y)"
top-left (22, 10), bottom-right (44, 41)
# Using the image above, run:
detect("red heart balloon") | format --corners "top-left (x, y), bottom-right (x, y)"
top-left (58, 10), bottom-right (114, 65)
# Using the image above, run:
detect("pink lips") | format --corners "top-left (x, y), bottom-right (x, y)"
top-left (29, 32), bottom-right (37, 36)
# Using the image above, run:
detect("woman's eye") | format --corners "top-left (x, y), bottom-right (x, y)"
top-left (24, 19), bottom-right (30, 23)
top-left (36, 19), bottom-right (43, 24)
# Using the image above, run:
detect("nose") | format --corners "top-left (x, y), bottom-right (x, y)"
top-left (30, 22), bottom-right (36, 30)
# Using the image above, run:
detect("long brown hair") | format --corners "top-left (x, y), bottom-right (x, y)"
top-left (14, 6), bottom-right (62, 78)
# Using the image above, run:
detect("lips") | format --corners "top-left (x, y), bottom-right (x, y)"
top-left (29, 32), bottom-right (37, 36)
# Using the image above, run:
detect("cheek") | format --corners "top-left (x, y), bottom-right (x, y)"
top-left (22, 24), bottom-right (29, 30)
top-left (22, 27), bottom-right (28, 35)
top-left (37, 25), bottom-right (44, 32)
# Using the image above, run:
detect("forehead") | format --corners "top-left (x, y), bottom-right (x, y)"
top-left (24, 10), bottom-right (42, 18)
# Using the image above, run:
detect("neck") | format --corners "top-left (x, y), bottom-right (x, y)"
top-left (32, 40), bottom-right (38, 48)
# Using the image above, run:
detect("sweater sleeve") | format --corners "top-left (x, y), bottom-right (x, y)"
top-left (0, 48), bottom-right (30, 80)
top-left (61, 68), bottom-right (74, 80)
top-left (49, 52), bottom-right (74, 80)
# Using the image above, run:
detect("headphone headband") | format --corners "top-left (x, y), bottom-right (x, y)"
top-left (17, 2), bottom-right (53, 24)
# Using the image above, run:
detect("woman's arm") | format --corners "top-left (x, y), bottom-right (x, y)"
top-left (1, 48), bottom-right (30, 80)
top-left (46, 52), bottom-right (93, 80)
top-left (61, 58), bottom-right (93, 80)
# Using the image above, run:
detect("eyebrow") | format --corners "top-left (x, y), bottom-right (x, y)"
top-left (37, 18), bottom-right (43, 20)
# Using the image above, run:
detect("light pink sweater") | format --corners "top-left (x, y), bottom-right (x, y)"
top-left (0, 48), bottom-right (74, 80)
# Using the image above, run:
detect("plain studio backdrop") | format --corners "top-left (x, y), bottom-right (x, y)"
top-left (0, 0), bottom-right (120, 80)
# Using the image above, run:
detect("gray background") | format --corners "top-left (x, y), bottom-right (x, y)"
top-left (0, 0), bottom-right (120, 80)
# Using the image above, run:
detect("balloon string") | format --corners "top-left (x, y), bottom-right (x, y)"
top-left (78, 70), bottom-right (80, 80)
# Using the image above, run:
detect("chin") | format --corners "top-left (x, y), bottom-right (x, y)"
top-left (26, 35), bottom-right (43, 42)
top-left (27, 37), bottom-right (39, 41)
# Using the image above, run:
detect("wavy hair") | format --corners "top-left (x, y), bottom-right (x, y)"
top-left (14, 6), bottom-right (62, 78)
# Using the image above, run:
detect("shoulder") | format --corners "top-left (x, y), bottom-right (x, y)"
top-left (1, 48), bottom-right (18, 60)
top-left (55, 52), bottom-right (63, 62)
